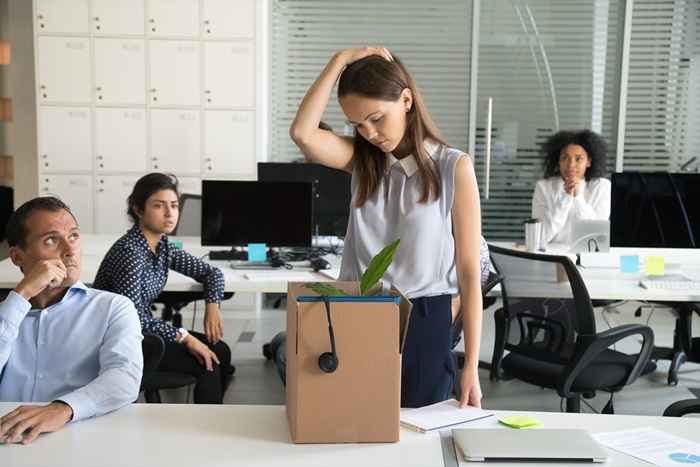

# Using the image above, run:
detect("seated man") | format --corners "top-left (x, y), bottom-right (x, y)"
top-left (0, 197), bottom-right (143, 445)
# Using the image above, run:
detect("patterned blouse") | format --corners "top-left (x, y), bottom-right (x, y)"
top-left (93, 225), bottom-right (225, 342)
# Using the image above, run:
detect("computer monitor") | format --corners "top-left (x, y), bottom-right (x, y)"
top-left (201, 180), bottom-right (313, 247)
top-left (610, 172), bottom-right (700, 248)
top-left (257, 162), bottom-right (351, 237)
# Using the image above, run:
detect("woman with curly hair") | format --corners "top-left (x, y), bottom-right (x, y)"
top-left (532, 129), bottom-right (611, 245)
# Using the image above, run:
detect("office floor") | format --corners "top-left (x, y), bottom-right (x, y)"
top-left (152, 295), bottom-right (700, 416)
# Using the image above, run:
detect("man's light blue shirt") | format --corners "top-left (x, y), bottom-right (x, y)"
top-left (0, 282), bottom-right (143, 421)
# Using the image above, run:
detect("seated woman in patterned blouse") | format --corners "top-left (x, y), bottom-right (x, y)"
top-left (94, 173), bottom-right (234, 404)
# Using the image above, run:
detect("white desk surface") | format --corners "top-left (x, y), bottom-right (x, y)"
top-left (0, 234), bottom-right (340, 294)
top-left (1, 403), bottom-right (697, 467)
top-left (490, 242), bottom-right (700, 302)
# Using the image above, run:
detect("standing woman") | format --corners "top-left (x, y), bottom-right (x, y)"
top-left (290, 47), bottom-right (487, 408)
top-left (94, 173), bottom-right (234, 404)
top-left (532, 129), bottom-right (611, 246)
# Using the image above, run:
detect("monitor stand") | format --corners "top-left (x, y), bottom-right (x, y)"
top-left (209, 248), bottom-right (247, 261)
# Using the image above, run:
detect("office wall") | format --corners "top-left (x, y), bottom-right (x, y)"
top-left (0, 0), bottom-right (38, 207)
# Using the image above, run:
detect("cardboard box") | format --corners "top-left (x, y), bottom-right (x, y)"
top-left (286, 281), bottom-right (412, 444)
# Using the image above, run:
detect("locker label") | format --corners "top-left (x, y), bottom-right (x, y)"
top-left (68, 110), bottom-right (88, 119)
top-left (65, 41), bottom-right (86, 51)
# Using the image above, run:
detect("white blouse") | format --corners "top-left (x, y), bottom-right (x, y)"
top-left (531, 176), bottom-right (611, 245)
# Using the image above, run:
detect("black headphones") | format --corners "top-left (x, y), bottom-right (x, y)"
top-left (318, 296), bottom-right (339, 373)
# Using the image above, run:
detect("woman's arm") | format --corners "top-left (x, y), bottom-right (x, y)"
top-left (452, 156), bottom-right (484, 408)
top-left (289, 47), bottom-right (392, 173)
top-left (571, 178), bottom-right (611, 220)
top-left (532, 180), bottom-right (572, 244)
top-left (169, 248), bottom-right (225, 343)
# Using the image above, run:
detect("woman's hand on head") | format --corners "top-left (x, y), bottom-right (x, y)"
top-left (335, 47), bottom-right (393, 66)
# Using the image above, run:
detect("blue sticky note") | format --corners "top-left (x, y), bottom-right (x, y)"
top-left (247, 243), bottom-right (267, 262)
top-left (620, 255), bottom-right (639, 273)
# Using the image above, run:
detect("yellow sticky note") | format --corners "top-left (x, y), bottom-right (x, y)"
top-left (498, 415), bottom-right (542, 429)
top-left (644, 256), bottom-right (665, 276)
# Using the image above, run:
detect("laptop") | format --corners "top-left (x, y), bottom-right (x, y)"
top-left (453, 428), bottom-right (608, 463)
top-left (569, 219), bottom-right (611, 253)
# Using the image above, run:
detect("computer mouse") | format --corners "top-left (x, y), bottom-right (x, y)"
top-left (310, 257), bottom-right (331, 272)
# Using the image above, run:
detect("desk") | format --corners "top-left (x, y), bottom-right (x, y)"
top-left (490, 242), bottom-right (700, 302)
top-left (0, 234), bottom-right (340, 294)
top-left (1, 403), bottom-right (696, 467)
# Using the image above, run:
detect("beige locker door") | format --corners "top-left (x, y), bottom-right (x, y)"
top-left (203, 110), bottom-right (255, 177)
top-left (39, 107), bottom-right (92, 173)
top-left (36, 0), bottom-right (89, 34)
top-left (95, 108), bottom-right (148, 173)
top-left (202, 0), bottom-right (255, 39)
top-left (147, 0), bottom-right (199, 37)
top-left (38, 37), bottom-right (92, 104)
top-left (94, 38), bottom-right (146, 105)
top-left (92, 0), bottom-right (145, 35)
top-left (151, 109), bottom-right (201, 175)
top-left (149, 40), bottom-right (200, 106)
top-left (203, 41), bottom-right (254, 109)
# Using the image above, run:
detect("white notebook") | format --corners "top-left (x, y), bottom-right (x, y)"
top-left (400, 399), bottom-right (493, 433)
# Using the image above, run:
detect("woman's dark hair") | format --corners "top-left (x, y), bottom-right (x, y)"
top-left (337, 54), bottom-right (447, 207)
top-left (127, 173), bottom-right (179, 224)
top-left (542, 129), bottom-right (608, 181)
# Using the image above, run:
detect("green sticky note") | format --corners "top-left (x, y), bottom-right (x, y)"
top-left (498, 415), bottom-right (542, 429)
top-left (170, 239), bottom-right (183, 249)
top-left (644, 256), bottom-right (665, 276)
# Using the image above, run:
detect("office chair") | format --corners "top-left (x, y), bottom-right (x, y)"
top-left (140, 333), bottom-right (196, 403)
top-left (488, 244), bottom-right (654, 413)
top-left (663, 398), bottom-right (700, 417)
top-left (155, 193), bottom-right (234, 327)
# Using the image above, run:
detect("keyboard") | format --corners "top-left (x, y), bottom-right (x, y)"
top-left (243, 271), bottom-right (320, 282)
top-left (639, 276), bottom-right (700, 291)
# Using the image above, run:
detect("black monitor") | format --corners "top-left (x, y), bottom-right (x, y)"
top-left (610, 172), bottom-right (700, 248)
top-left (201, 180), bottom-right (313, 247)
top-left (258, 162), bottom-right (351, 237)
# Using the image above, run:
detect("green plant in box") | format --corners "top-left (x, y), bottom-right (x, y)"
top-left (305, 239), bottom-right (400, 296)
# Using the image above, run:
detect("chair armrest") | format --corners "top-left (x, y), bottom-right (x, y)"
top-left (663, 398), bottom-right (700, 417)
top-left (560, 324), bottom-right (654, 397)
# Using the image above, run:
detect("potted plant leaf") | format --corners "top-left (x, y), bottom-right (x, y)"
top-left (304, 238), bottom-right (401, 296)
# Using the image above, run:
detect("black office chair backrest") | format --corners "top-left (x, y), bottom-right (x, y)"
top-left (173, 193), bottom-right (201, 237)
top-left (489, 245), bottom-right (596, 363)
